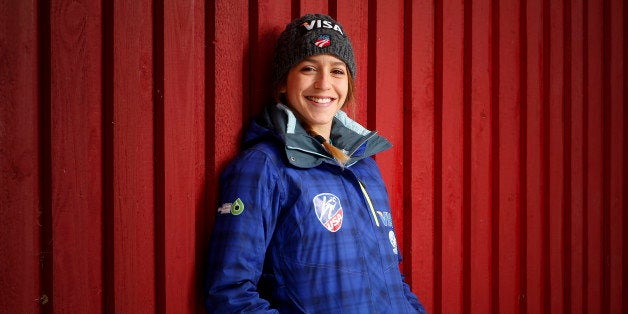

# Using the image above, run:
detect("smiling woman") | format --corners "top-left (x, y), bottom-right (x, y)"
top-left (278, 54), bottom-right (354, 165)
top-left (204, 13), bottom-right (426, 313)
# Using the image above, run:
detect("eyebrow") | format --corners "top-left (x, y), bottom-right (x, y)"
top-left (301, 57), bottom-right (347, 68)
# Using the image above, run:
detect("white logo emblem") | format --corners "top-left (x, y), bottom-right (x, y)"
top-left (313, 193), bottom-right (344, 232)
top-left (301, 20), bottom-right (344, 35)
top-left (389, 231), bottom-right (398, 255)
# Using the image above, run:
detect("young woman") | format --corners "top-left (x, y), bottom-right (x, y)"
top-left (205, 13), bottom-right (426, 313)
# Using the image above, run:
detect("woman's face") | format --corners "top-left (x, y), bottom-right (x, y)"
top-left (280, 54), bottom-right (349, 137)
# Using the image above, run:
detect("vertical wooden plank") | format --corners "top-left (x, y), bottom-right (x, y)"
top-left (608, 0), bottom-right (624, 312)
top-left (498, 0), bottom-right (522, 312)
top-left (562, 0), bottom-right (574, 312)
top-left (371, 0), bottom-right (406, 266)
top-left (525, 0), bottom-right (545, 312)
top-left (462, 1), bottom-right (473, 310)
top-left (585, 0), bottom-right (604, 312)
top-left (569, 0), bottom-right (586, 312)
top-left (402, 0), bottom-right (435, 311)
top-left (336, 1), bottom-right (369, 124)
top-left (298, 0), bottom-right (327, 16)
top-left (205, 7), bottom-right (250, 305)
top-left (205, 6), bottom-right (250, 312)
top-left (548, 1), bottom-right (565, 313)
top-left (469, 0), bottom-right (492, 312)
top-left (105, 0), bottom-right (156, 311)
top-left (249, 0), bottom-right (291, 117)
top-left (160, 0), bottom-right (206, 311)
top-left (563, 0), bottom-right (573, 311)
top-left (582, 1), bottom-right (592, 312)
top-left (434, 0), bottom-right (444, 311)
top-left (209, 0), bottom-right (249, 205)
top-left (601, 1), bottom-right (612, 311)
top-left (440, 0), bottom-right (465, 312)
top-left (624, 1), bottom-right (628, 311)
top-left (540, 2), bottom-right (552, 312)
top-left (0, 1), bottom-right (42, 312)
top-left (192, 2), bottom-right (208, 312)
top-left (519, 1), bottom-right (528, 312)
top-left (49, 0), bottom-right (104, 312)
top-left (207, 0), bottom-right (253, 310)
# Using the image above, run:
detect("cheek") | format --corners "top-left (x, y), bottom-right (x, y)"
top-left (285, 78), bottom-right (304, 97)
top-left (338, 82), bottom-right (349, 97)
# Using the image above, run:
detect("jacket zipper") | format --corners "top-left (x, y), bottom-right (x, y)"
top-left (358, 180), bottom-right (380, 227)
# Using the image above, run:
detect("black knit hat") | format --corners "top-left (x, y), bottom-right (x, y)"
top-left (272, 13), bottom-right (356, 88)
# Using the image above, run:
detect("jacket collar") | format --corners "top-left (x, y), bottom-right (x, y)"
top-left (247, 103), bottom-right (391, 168)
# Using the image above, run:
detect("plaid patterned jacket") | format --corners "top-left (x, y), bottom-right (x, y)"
top-left (205, 104), bottom-right (426, 313)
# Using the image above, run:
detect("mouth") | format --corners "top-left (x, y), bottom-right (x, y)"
top-left (305, 96), bottom-right (336, 105)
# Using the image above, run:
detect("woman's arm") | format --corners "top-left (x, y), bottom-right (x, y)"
top-left (204, 149), bottom-right (284, 313)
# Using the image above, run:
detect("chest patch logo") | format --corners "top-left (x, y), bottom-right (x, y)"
top-left (313, 193), bottom-right (344, 232)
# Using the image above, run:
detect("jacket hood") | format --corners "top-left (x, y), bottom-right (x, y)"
top-left (243, 103), bottom-right (392, 168)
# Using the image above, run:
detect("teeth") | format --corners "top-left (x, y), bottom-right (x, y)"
top-left (307, 96), bottom-right (332, 104)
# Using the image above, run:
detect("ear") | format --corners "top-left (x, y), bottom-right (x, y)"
top-left (278, 83), bottom-right (287, 93)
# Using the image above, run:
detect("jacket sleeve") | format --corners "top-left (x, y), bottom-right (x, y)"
top-left (204, 149), bottom-right (284, 313)
top-left (395, 247), bottom-right (427, 314)
top-left (400, 271), bottom-right (427, 314)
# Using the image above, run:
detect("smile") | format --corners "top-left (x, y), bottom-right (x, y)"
top-left (306, 96), bottom-right (335, 104)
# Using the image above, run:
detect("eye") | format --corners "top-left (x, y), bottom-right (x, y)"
top-left (331, 68), bottom-right (346, 76)
top-left (300, 66), bottom-right (316, 73)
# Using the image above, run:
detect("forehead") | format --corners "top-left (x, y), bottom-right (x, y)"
top-left (296, 54), bottom-right (347, 67)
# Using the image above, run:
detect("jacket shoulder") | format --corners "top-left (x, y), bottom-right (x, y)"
top-left (221, 139), bottom-right (287, 180)
top-left (247, 139), bottom-right (286, 165)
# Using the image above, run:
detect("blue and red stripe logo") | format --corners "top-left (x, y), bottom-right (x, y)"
top-left (314, 34), bottom-right (331, 48)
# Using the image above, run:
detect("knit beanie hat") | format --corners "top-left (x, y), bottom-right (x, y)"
top-left (272, 13), bottom-right (356, 88)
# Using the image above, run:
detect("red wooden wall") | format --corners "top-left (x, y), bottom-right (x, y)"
top-left (1, 0), bottom-right (626, 313)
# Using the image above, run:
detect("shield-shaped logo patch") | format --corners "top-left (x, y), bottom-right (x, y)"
top-left (313, 193), bottom-right (344, 232)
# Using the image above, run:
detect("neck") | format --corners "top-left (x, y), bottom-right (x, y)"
top-left (308, 125), bottom-right (331, 142)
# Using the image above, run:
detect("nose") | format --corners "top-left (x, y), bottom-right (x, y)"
top-left (314, 72), bottom-right (332, 90)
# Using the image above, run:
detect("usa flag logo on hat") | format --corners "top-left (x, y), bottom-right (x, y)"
top-left (314, 34), bottom-right (331, 48)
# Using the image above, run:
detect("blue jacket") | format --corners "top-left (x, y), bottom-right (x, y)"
top-left (205, 104), bottom-right (426, 313)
